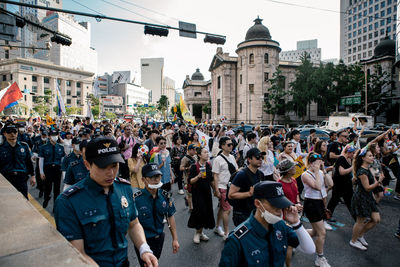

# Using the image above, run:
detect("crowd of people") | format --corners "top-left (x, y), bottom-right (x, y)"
top-left (0, 116), bottom-right (400, 267)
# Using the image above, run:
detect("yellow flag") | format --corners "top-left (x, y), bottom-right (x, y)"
top-left (179, 95), bottom-right (197, 125)
top-left (46, 114), bottom-right (55, 125)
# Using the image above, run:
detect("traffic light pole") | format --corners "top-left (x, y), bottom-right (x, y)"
top-left (0, 0), bottom-right (226, 40)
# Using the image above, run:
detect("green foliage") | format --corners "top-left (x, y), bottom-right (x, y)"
top-left (170, 103), bottom-right (183, 120)
top-left (66, 107), bottom-right (82, 115)
top-left (157, 95), bottom-right (169, 120)
top-left (87, 93), bottom-right (100, 118)
top-left (264, 68), bottom-right (286, 124)
top-left (105, 112), bottom-right (117, 119)
top-left (136, 106), bottom-right (157, 117)
top-left (202, 100), bottom-right (211, 115)
top-left (91, 105), bottom-right (100, 118)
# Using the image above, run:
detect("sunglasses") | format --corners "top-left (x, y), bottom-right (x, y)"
top-left (311, 154), bottom-right (322, 159)
top-left (5, 129), bottom-right (17, 134)
top-left (225, 143), bottom-right (233, 147)
top-left (253, 155), bottom-right (262, 160)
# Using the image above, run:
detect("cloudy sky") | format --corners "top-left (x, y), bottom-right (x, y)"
top-left (60, 0), bottom-right (340, 87)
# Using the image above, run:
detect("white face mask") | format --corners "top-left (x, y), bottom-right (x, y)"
top-left (74, 144), bottom-right (80, 151)
top-left (41, 137), bottom-right (47, 142)
top-left (259, 203), bottom-right (283, 225)
top-left (19, 128), bottom-right (25, 133)
top-left (148, 182), bottom-right (163, 189)
top-left (50, 136), bottom-right (58, 142)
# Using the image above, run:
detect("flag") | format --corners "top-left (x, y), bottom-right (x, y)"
top-left (179, 95), bottom-right (197, 125)
top-left (87, 102), bottom-right (94, 121)
top-left (196, 130), bottom-right (210, 150)
top-left (0, 82), bottom-right (23, 113)
top-left (56, 83), bottom-right (66, 116)
top-left (173, 113), bottom-right (178, 122)
top-left (46, 114), bottom-right (55, 125)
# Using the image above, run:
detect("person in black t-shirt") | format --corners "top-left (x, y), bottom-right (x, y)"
top-left (327, 130), bottom-right (348, 165)
top-left (271, 129), bottom-right (282, 151)
top-left (228, 148), bottom-right (263, 226)
top-left (327, 145), bottom-right (356, 219)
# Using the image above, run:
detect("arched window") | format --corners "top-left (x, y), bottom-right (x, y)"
top-left (249, 53), bottom-right (254, 64)
top-left (264, 53), bottom-right (269, 64)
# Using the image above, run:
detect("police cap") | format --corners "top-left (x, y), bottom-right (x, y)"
top-left (253, 181), bottom-right (293, 209)
top-left (142, 163), bottom-right (162, 178)
top-left (72, 137), bottom-right (81, 145)
top-left (85, 136), bottom-right (124, 168)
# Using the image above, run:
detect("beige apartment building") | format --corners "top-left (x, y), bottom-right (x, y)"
top-left (0, 57), bottom-right (94, 117)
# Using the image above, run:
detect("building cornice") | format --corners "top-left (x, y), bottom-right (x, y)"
top-left (236, 39), bottom-right (281, 53)
top-left (0, 57), bottom-right (95, 77)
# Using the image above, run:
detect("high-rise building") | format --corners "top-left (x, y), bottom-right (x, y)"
top-left (162, 76), bottom-right (176, 107)
top-left (280, 39), bottom-right (321, 63)
top-left (340, 0), bottom-right (397, 64)
top-left (141, 58), bottom-right (164, 104)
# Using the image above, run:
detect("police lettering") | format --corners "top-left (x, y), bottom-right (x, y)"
top-left (98, 147), bottom-right (117, 154)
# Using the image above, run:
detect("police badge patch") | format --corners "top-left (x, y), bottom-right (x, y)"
top-left (121, 196), bottom-right (128, 208)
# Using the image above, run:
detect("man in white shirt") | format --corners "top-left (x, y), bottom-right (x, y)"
top-left (212, 136), bottom-right (238, 239)
top-left (291, 130), bottom-right (307, 158)
top-left (243, 132), bottom-right (257, 160)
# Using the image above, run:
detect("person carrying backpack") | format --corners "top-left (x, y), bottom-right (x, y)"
top-left (228, 148), bottom-right (263, 226)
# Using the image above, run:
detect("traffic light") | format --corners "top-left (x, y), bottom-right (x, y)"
top-left (204, 34), bottom-right (226, 45)
top-left (144, 25), bottom-right (169, 37)
top-left (51, 33), bottom-right (72, 46)
top-left (15, 17), bottom-right (25, 28)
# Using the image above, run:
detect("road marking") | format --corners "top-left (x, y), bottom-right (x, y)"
top-left (28, 193), bottom-right (55, 227)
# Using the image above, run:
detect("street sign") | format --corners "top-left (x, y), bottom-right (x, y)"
top-left (340, 95), bottom-right (362, 106)
top-left (179, 21), bottom-right (196, 39)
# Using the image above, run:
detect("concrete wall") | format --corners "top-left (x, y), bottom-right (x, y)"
top-left (0, 175), bottom-right (92, 267)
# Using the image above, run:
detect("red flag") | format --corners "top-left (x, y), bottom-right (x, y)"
top-left (0, 82), bottom-right (23, 113)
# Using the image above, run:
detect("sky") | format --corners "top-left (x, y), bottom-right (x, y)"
top-left (58, 0), bottom-right (340, 88)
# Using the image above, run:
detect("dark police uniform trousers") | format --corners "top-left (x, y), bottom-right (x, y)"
top-left (39, 143), bottom-right (65, 203)
top-left (133, 187), bottom-right (176, 267)
top-left (0, 141), bottom-right (34, 199)
top-left (32, 136), bottom-right (47, 195)
top-left (219, 212), bottom-right (299, 267)
top-left (55, 176), bottom-right (137, 267)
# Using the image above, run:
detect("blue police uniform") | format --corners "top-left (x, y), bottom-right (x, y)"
top-left (39, 142), bottom-right (65, 206)
top-left (61, 151), bottom-right (80, 172)
top-left (18, 133), bottom-right (32, 149)
top-left (0, 141), bottom-right (34, 198)
top-left (55, 176), bottom-right (137, 267)
top-left (219, 212), bottom-right (299, 267)
top-left (64, 156), bottom-right (89, 186)
top-left (133, 187), bottom-right (176, 264)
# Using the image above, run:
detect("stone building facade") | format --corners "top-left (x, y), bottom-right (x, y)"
top-left (182, 69), bottom-right (211, 121)
top-left (208, 17), bottom-right (322, 125)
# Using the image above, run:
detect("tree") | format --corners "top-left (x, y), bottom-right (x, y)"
top-left (105, 112), bottom-right (117, 119)
top-left (313, 62), bottom-right (337, 116)
top-left (157, 95), bottom-right (169, 121)
top-left (66, 106), bottom-right (82, 115)
top-left (202, 100), bottom-right (211, 117)
top-left (32, 96), bottom-right (49, 116)
top-left (87, 93), bottom-right (100, 118)
top-left (264, 68), bottom-right (286, 124)
top-left (288, 52), bottom-right (316, 121)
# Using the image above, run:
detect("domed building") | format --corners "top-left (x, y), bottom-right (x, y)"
top-left (207, 17), bottom-right (315, 124)
top-left (361, 36), bottom-right (400, 123)
top-left (182, 68), bottom-right (211, 121)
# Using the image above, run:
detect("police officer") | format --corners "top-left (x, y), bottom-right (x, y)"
top-left (133, 163), bottom-right (179, 266)
top-left (63, 138), bottom-right (89, 190)
top-left (32, 128), bottom-right (48, 198)
top-left (61, 137), bottom-right (82, 187)
top-left (17, 122), bottom-right (33, 149)
top-left (219, 181), bottom-right (315, 267)
top-left (0, 123), bottom-right (35, 199)
top-left (39, 129), bottom-right (65, 208)
top-left (54, 136), bottom-right (158, 267)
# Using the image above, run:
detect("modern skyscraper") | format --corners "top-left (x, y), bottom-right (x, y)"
top-left (340, 0), bottom-right (397, 64)
top-left (280, 39), bottom-right (321, 63)
top-left (140, 58), bottom-right (164, 104)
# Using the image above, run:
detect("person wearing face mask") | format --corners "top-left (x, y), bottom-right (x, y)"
top-left (63, 138), bottom-right (89, 190)
top-left (61, 137), bottom-right (81, 186)
top-left (219, 181), bottom-right (315, 267)
top-left (17, 123), bottom-right (33, 149)
top-left (62, 132), bottom-right (73, 155)
top-left (38, 129), bottom-right (66, 208)
top-left (133, 163), bottom-right (179, 266)
top-left (32, 129), bottom-right (49, 198)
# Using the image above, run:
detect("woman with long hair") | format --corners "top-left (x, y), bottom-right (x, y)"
top-left (349, 149), bottom-right (384, 251)
top-left (369, 143), bottom-right (385, 203)
top-left (188, 132), bottom-right (201, 148)
top-left (301, 152), bottom-right (331, 267)
top-left (258, 136), bottom-right (278, 181)
top-left (128, 143), bottom-right (146, 189)
top-left (170, 135), bottom-right (186, 195)
top-left (187, 147), bottom-right (216, 244)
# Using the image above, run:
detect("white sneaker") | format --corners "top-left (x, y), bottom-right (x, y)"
top-left (315, 256), bottom-right (331, 267)
top-left (358, 236), bottom-right (368, 247)
top-left (193, 233), bottom-right (200, 244)
top-left (214, 226), bottom-right (224, 237)
top-left (223, 234), bottom-right (228, 241)
top-left (178, 189), bottom-right (184, 195)
top-left (349, 240), bottom-right (367, 251)
top-left (200, 233), bottom-right (209, 241)
top-left (324, 221), bottom-right (333, 231)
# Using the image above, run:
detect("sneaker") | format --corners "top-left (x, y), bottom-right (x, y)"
top-left (324, 221), bottom-right (333, 231)
top-left (349, 240), bottom-right (367, 251)
top-left (358, 236), bottom-right (368, 247)
top-left (394, 195), bottom-right (400, 201)
top-left (327, 218), bottom-right (337, 223)
top-left (178, 189), bottom-right (184, 195)
top-left (193, 233), bottom-right (200, 244)
top-left (200, 233), bottom-right (209, 241)
top-left (214, 226), bottom-right (224, 237)
top-left (394, 232), bottom-right (400, 239)
top-left (184, 197), bottom-right (189, 207)
top-left (315, 256), bottom-right (331, 267)
top-left (223, 234), bottom-right (228, 241)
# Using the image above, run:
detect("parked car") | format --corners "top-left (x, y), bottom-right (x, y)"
top-left (298, 128), bottom-right (331, 150)
top-left (232, 124), bottom-right (254, 134)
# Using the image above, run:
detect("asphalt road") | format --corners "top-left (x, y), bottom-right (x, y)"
top-left (29, 180), bottom-right (400, 267)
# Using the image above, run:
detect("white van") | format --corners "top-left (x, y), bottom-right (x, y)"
top-left (325, 113), bottom-right (374, 131)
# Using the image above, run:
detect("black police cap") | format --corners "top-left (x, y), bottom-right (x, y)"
top-left (85, 136), bottom-right (124, 168)
top-left (253, 181), bottom-right (293, 209)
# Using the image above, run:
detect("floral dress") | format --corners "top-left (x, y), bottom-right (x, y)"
top-left (351, 167), bottom-right (379, 218)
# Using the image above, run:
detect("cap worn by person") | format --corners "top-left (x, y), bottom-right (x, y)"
top-left (246, 147), bottom-right (266, 159)
top-left (277, 159), bottom-right (296, 173)
top-left (2, 123), bottom-right (17, 133)
top-left (253, 181), bottom-right (293, 209)
top-left (188, 144), bottom-right (196, 150)
top-left (85, 136), bottom-right (124, 168)
top-left (83, 128), bottom-right (92, 135)
top-left (345, 144), bottom-right (357, 153)
top-left (49, 129), bottom-right (59, 136)
top-left (72, 137), bottom-right (81, 145)
top-left (142, 163), bottom-right (162, 178)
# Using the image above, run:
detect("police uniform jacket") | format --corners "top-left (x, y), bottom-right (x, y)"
top-left (133, 187), bottom-right (176, 239)
top-left (61, 151), bottom-right (80, 172)
top-left (18, 133), bottom-right (32, 148)
top-left (64, 156), bottom-right (89, 186)
top-left (219, 212), bottom-right (299, 267)
top-left (39, 142), bottom-right (65, 166)
top-left (32, 135), bottom-right (46, 154)
top-left (55, 176), bottom-right (137, 267)
top-left (0, 141), bottom-right (33, 175)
